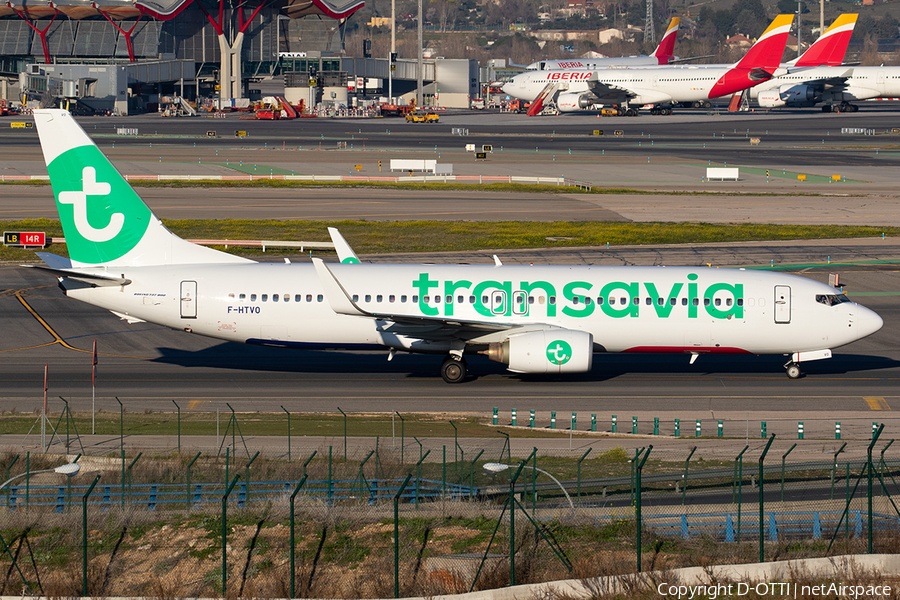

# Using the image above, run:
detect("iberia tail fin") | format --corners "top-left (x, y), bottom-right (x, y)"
top-left (733, 14), bottom-right (795, 72)
top-left (650, 17), bottom-right (680, 64)
top-left (789, 14), bottom-right (858, 67)
top-left (33, 109), bottom-right (252, 268)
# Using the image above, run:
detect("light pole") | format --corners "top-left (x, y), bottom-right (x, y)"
top-left (483, 462), bottom-right (575, 514)
top-left (1, 462), bottom-right (80, 593)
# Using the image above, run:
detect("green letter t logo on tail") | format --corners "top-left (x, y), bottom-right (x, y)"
top-left (49, 145), bottom-right (151, 265)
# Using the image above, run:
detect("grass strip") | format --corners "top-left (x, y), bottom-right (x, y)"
top-left (2, 219), bottom-right (896, 261)
top-left (0, 179), bottom-right (828, 196)
top-left (0, 411), bottom-right (568, 439)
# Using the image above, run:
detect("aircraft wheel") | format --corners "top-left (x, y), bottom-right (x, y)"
top-left (650, 108), bottom-right (659, 115)
top-left (785, 363), bottom-right (802, 380)
top-left (663, 107), bottom-right (672, 116)
top-left (702, 101), bottom-right (712, 108)
top-left (616, 108), bottom-right (625, 116)
top-left (441, 355), bottom-right (467, 384)
top-left (851, 104), bottom-right (859, 112)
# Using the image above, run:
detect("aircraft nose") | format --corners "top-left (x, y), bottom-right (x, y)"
top-left (854, 306), bottom-right (884, 339)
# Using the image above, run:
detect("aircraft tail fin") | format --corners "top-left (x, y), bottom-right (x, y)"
top-left (789, 14), bottom-right (858, 67)
top-left (650, 17), bottom-right (680, 64)
top-left (733, 14), bottom-right (795, 72)
top-left (33, 109), bottom-right (252, 268)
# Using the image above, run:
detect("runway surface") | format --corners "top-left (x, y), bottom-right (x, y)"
top-left (1, 109), bottom-right (898, 432)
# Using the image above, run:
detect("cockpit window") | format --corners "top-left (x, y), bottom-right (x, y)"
top-left (816, 294), bottom-right (850, 306)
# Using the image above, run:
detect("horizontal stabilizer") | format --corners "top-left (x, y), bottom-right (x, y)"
top-left (25, 264), bottom-right (132, 286)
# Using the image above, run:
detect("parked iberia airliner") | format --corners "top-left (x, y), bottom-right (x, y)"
top-left (31, 110), bottom-right (883, 383)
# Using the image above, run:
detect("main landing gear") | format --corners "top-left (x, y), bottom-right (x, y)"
top-left (441, 355), bottom-right (467, 383)
top-left (784, 361), bottom-right (802, 380)
top-left (823, 102), bottom-right (858, 113)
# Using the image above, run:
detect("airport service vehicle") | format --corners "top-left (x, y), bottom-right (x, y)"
top-left (527, 17), bottom-right (682, 70)
top-left (30, 109), bottom-right (883, 383)
top-left (503, 15), bottom-right (794, 116)
top-left (406, 110), bottom-right (439, 123)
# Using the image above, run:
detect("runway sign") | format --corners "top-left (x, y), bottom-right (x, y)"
top-left (3, 231), bottom-right (46, 247)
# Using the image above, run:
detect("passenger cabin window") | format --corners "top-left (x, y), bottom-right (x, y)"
top-left (273, 294), bottom-right (279, 302)
top-left (261, 294), bottom-right (268, 302)
top-left (228, 293), bottom-right (235, 299)
top-left (295, 294), bottom-right (302, 302)
top-left (352, 295), bottom-right (359, 302)
top-left (240, 293), bottom-right (246, 300)
top-left (390, 295), bottom-right (396, 303)
top-left (251, 294), bottom-right (257, 301)
top-left (376, 295), bottom-right (383, 302)
top-left (401, 295), bottom-right (407, 303)
top-left (365, 295), bottom-right (372, 302)
top-left (317, 294), bottom-right (323, 302)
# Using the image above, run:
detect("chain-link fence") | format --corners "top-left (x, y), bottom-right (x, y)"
top-left (1, 422), bottom-right (899, 598)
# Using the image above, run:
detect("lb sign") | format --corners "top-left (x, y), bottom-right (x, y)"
top-left (4, 231), bottom-right (46, 247)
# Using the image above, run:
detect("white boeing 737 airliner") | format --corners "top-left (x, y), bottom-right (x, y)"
top-left (31, 110), bottom-right (883, 383)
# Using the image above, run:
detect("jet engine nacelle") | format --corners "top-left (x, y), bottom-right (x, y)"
top-left (758, 84), bottom-right (816, 108)
top-left (484, 329), bottom-right (593, 374)
top-left (557, 91), bottom-right (595, 112)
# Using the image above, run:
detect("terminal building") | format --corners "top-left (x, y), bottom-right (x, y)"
top-left (0, 0), bottom-right (479, 114)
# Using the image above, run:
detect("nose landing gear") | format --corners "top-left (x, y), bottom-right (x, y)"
top-left (785, 361), bottom-right (802, 379)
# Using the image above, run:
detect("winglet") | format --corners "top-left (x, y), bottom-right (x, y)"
top-left (328, 227), bottom-right (361, 263)
top-left (650, 17), bottom-right (680, 64)
top-left (790, 14), bottom-right (858, 67)
top-left (311, 258), bottom-right (369, 317)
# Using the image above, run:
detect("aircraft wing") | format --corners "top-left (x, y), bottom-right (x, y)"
top-left (584, 77), bottom-right (636, 104)
top-left (312, 258), bottom-right (560, 341)
top-left (775, 68), bottom-right (853, 92)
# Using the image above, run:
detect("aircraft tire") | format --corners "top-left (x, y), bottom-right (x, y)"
top-left (851, 104), bottom-right (859, 112)
top-left (703, 101), bottom-right (712, 108)
top-left (441, 356), bottom-right (467, 383)
top-left (785, 363), bottom-right (802, 379)
top-left (663, 107), bottom-right (672, 116)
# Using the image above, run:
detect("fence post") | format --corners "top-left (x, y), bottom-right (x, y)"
top-left (572, 412), bottom-right (577, 432)
top-left (394, 474), bottom-right (413, 598)
top-left (636, 446), bottom-right (652, 572)
top-left (117, 397), bottom-right (124, 509)
top-left (245, 451), bottom-right (259, 503)
top-left (869, 424), bottom-right (884, 553)
top-left (127, 452), bottom-right (143, 506)
top-left (733, 445), bottom-right (749, 543)
top-left (682, 447), bottom-right (696, 505)
top-left (653, 418), bottom-right (659, 436)
top-left (338, 407), bottom-right (347, 460)
top-left (281, 406), bottom-right (291, 462)
top-left (395, 412), bottom-right (405, 465)
top-left (186, 451), bottom-right (201, 512)
top-left (289, 475), bottom-right (308, 598)
top-left (831, 443), bottom-right (847, 500)
top-left (221, 475), bottom-right (241, 597)
top-left (781, 443), bottom-right (796, 502)
top-left (492, 407), bottom-right (498, 425)
top-left (873, 422), bottom-right (878, 440)
top-left (303, 450), bottom-right (317, 479)
top-left (417, 450), bottom-right (431, 506)
top-left (529, 410), bottom-right (535, 428)
top-left (173, 400), bottom-right (181, 453)
top-left (577, 448), bottom-right (592, 506)
top-left (759, 434), bottom-right (775, 563)
top-left (82, 474), bottom-right (101, 597)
